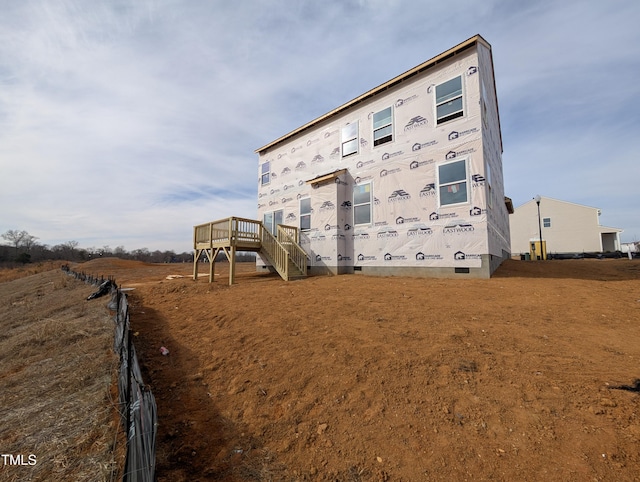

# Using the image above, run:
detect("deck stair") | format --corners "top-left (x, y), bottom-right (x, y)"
top-left (193, 216), bottom-right (308, 284)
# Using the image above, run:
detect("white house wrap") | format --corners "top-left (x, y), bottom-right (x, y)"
top-left (256, 35), bottom-right (511, 278)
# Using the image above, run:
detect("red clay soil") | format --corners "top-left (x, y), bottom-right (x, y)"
top-left (73, 257), bottom-right (640, 481)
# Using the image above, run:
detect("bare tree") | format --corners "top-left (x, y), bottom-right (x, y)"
top-left (2, 229), bottom-right (27, 251)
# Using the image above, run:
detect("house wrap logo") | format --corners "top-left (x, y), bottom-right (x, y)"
top-left (281, 196), bottom-right (293, 204)
top-left (412, 140), bottom-right (438, 151)
top-left (354, 175), bottom-right (373, 184)
top-left (330, 147), bottom-right (340, 158)
top-left (377, 226), bottom-right (399, 238)
top-left (307, 137), bottom-right (320, 147)
top-left (337, 254), bottom-right (352, 261)
top-left (319, 200), bottom-right (335, 211)
top-left (395, 94), bottom-right (418, 107)
top-left (360, 138), bottom-right (368, 148)
top-left (380, 167), bottom-right (401, 177)
top-left (324, 223), bottom-right (340, 231)
top-left (384, 252), bottom-right (407, 261)
top-left (290, 144), bottom-right (303, 153)
top-left (282, 183), bottom-right (295, 191)
top-left (467, 66), bottom-right (478, 75)
top-left (340, 200), bottom-right (352, 210)
top-left (408, 224), bottom-right (433, 236)
top-left (455, 251), bottom-right (482, 260)
top-left (277, 152), bottom-right (287, 159)
top-left (258, 203), bottom-right (266, 209)
top-left (286, 213), bottom-right (297, 222)
top-left (352, 230), bottom-right (370, 239)
top-left (445, 148), bottom-right (475, 160)
top-left (420, 183), bottom-right (436, 197)
top-left (315, 254), bottom-right (331, 262)
top-left (311, 232), bottom-right (326, 241)
top-left (331, 233), bottom-right (345, 240)
top-left (311, 154), bottom-right (324, 163)
top-left (448, 127), bottom-right (478, 141)
top-left (388, 189), bottom-right (411, 202)
top-left (404, 115), bottom-right (428, 131)
top-left (268, 200), bottom-right (279, 206)
top-left (295, 161), bottom-right (307, 171)
top-left (356, 159), bottom-right (375, 169)
top-left (470, 206), bottom-right (486, 217)
top-left (381, 150), bottom-right (403, 161)
top-left (472, 174), bottom-right (486, 188)
top-left (410, 158), bottom-right (434, 170)
top-left (416, 252), bottom-right (443, 260)
top-left (444, 222), bottom-right (475, 234)
top-left (335, 177), bottom-right (347, 186)
top-left (258, 192), bottom-right (267, 199)
top-left (270, 188), bottom-right (280, 195)
top-left (357, 253), bottom-right (377, 261)
top-left (344, 223), bottom-right (352, 231)
top-left (430, 212), bottom-right (458, 221)
top-left (280, 167), bottom-right (291, 176)
top-left (396, 216), bottom-right (419, 225)
top-left (373, 197), bottom-right (381, 205)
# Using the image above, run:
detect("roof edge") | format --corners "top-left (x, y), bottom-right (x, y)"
top-left (256, 34), bottom-right (489, 154)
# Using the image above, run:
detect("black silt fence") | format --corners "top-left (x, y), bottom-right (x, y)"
top-left (63, 265), bottom-right (157, 482)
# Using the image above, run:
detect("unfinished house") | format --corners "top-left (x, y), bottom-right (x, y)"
top-left (254, 34), bottom-right (510, 279)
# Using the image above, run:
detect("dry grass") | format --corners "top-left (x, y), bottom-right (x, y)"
top-left (0, 269), bottom-right (125, 481)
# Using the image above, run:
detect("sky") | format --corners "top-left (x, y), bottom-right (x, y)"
top-left (1, 0), bottom-right (639, 253)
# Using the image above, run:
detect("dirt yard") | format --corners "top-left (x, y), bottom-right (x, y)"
top-left (3, 258), bottom-right (639, 481)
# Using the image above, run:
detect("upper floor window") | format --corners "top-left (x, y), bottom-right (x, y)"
top-left (438, 159), bottom-right (468, 206)
top-left (261, 161), bottom-right (270, 185)
top-left (373, 107), bottom-right (393, 146)
top-left (543, 218), bottom-right (551, 228)
top-left (436, 76), bottom-right (463, 124)
top-left (341, 122), bottom-right (359, 157)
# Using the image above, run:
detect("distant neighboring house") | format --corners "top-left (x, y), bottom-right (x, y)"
top-left (510, 196), bottom-right (623, 255)
top-left (255, 35), bottom-right (511, 278)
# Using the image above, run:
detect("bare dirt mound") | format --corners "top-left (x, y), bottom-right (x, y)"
top-left (69, 259), bottom-right (640, 480)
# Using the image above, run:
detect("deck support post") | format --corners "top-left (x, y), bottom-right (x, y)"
top-left (229, 244), bottom-right (236, 286)
top-left (193, 249), bottom-right (200, 280)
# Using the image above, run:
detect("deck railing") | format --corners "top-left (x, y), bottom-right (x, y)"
top-left (277, 225), bottom-right (308, 276)
top-left (260, 227), bottom-right (290, 280)
top-left (193, 217), bottom-right (261, 248)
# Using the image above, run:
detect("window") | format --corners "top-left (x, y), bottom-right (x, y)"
top-left (261, 161), bottom-right (270, 185)
top-left (353, 183), bottom-right (372, 225)
top-left (436, 76), bottom-right (463, 124)
top-left (543, 218), bottom-right (551, 228)
top-left (438, 159), bottom-right (468, 206)
top-left (300, 198), bottom-right (311, 231)
top-left (373, 107), bottom-right (393, 146)
top-left (341, 122), bottom-right (358, 157)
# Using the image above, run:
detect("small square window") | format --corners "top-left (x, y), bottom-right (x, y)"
top-left (543, 218), bottom-right (551, 228)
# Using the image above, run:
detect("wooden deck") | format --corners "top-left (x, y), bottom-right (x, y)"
top-left (193, 217), bottom-right (307, 284)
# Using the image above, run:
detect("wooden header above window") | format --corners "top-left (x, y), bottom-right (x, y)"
top-left (306, 168), bottom-right (348, 187)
